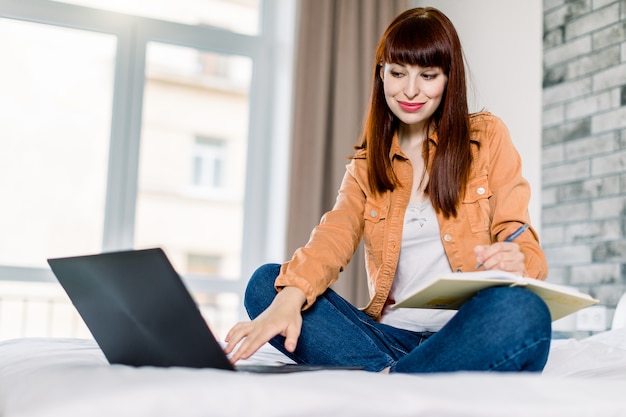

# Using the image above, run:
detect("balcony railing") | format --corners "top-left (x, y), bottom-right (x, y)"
top-left (0, 279), bottom-right (240, 342)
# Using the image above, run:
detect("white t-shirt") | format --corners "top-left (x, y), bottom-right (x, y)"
top-left (379, 198), bottom-right (456, 332)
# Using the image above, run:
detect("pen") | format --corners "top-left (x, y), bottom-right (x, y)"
top-left (474, 223), bottom-right (530, 269)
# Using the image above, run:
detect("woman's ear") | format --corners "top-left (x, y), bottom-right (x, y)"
top-left (379, 64), bottom-right (385, 81)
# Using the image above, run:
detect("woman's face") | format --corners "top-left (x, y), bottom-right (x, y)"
top-left (380, 63), bottom-right (447, 129)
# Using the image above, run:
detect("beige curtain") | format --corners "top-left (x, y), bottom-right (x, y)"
top-left (286, 0), bottom-right (409, 307)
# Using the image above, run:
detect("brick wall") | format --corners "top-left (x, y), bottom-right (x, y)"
top-left (542, 0), bottom-right (626, 325)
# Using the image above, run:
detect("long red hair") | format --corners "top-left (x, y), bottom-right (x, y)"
top-left (357, 7), bottom-right (472, 218)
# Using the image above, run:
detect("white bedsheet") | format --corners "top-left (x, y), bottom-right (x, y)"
top-left (1, 330), bottom-right (626, 417)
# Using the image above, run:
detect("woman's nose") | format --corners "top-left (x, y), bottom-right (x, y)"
top-left (404, 78), bottom-right (420, 99)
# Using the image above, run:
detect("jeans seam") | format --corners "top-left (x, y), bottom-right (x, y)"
top-left (489, 336), bottom-right (551, 371)
top-left (344, 314), bottom-right (395, 371)
top-left (356, 317), bottom-right (422, 372)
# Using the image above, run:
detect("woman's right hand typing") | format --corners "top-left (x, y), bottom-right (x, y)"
top-left (223, 286), bottom-right (306, 364)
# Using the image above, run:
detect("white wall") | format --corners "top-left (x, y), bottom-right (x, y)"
top-left (413, 0), bottom-right (543, 231)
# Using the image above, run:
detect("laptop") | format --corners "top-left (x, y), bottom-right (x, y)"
top-left (47, 248), bottom-right (360, 373)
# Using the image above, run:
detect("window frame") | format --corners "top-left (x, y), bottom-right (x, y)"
top-left (0, 0), bottom-right (294, 307)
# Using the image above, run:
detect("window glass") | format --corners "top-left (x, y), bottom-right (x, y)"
top-left (196, 293), bottom-right (240, 339)
top-left (187, 253), bottom-right (222, 275)
top-left (0, 18), bottom-right (115, 267)
top-left (135, 42), bottom-right (252, 284)
top-left (52, 0), bottom-right (261, 35)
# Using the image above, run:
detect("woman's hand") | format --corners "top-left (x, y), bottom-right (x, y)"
top-left (223, 286), bottom-right (306, 364)
top-left (474, 242), bottom-right (525, 276)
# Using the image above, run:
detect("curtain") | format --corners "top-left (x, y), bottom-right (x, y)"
top-left (286, 0), bottom-right (409, 307)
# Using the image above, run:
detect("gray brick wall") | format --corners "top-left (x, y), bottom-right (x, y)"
top-left (542, 0), bottom-right (626, 325)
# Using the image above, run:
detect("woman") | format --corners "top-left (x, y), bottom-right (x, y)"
top-left (225, 7), bottom-right (551, 373)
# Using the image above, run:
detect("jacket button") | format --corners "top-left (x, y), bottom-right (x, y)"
top-left (443, 234), bottom-right (452, 242)
top-left (370, 210), bottom-right (377, 218)
top-left (477, 187), bottom-right (485, 195)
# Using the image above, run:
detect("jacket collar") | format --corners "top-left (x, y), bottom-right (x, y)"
top-left (389, 132), bottom-right (404, 160)
top-left (389, 130), bottom-right (439, 160)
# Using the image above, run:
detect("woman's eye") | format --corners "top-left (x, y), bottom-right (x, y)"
top-left (422, 73), bottom-right (437, 80)
top-left (391, 71), bottom-right (404, 78)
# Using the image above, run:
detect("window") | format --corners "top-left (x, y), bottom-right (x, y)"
top-left (0, 0), bottom-right (295, 341)
top-left (192, 137), bottom-right (227, 191)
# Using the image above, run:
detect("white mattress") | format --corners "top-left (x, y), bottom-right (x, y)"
top-left (1, 329), bottom-right (626, 417)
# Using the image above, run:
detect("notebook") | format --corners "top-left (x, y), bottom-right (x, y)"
top-left (47, 248), bottom-right (359, 373)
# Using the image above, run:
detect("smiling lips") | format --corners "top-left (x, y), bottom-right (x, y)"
top-left (398, 101), bottom-right (425, 112)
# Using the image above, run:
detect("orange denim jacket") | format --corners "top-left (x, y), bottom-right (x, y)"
top-left (275, 112), bottom-right (548, 320)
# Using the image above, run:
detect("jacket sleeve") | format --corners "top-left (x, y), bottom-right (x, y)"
top-left (274, 160), bottom-right (366, 309)
top-left (483, 115), bottom-right (548, 280)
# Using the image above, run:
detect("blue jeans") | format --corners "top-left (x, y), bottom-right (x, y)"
top-left (244, 264), bottom-right (552, 373)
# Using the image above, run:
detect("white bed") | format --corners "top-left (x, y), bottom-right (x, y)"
top-left (1, 326), bottom-right (626, 417)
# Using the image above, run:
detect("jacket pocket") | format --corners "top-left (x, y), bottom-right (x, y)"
top-left (462, 175), bottom-right (492, 233)
top-left (363, 199), bottom-right (388, 255)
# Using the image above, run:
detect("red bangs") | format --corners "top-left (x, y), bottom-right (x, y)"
top-left (377, 12), bottom-right (452, 72)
